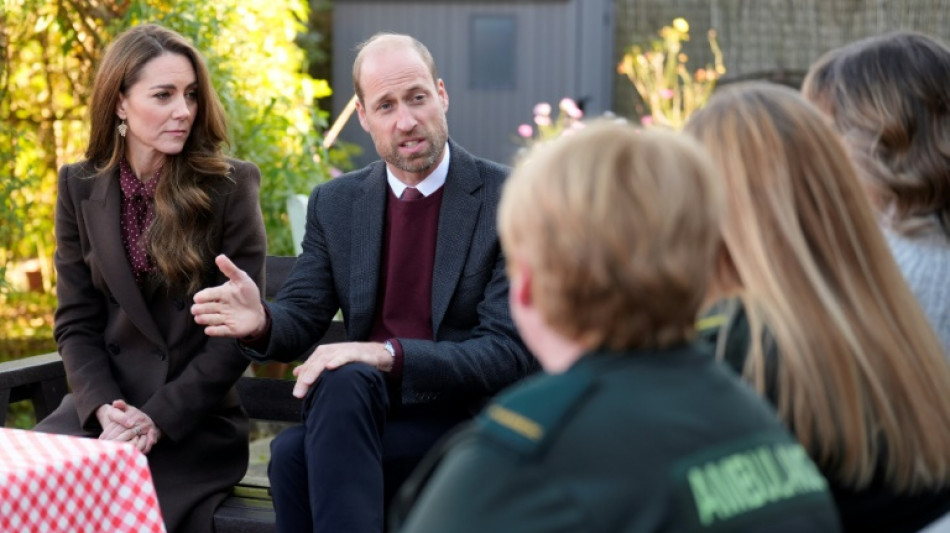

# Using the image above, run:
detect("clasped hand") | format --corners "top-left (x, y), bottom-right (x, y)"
top-left (97, 399), bottom-right (161, 454)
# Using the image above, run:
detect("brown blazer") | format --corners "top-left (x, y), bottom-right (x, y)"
top-left (35, 159), bottom-right (267, 533)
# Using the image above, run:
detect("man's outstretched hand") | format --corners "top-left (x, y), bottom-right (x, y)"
top-left (192, 254), bottom-right (266, 338)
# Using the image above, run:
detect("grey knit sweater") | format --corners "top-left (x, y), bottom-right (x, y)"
top-left (884, 227), bottom-right (950, 358)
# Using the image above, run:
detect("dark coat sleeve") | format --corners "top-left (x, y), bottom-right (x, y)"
top-left (253, 177), bottom-right (347, 363)
top-left (53, 163), bottom-right (123, 422)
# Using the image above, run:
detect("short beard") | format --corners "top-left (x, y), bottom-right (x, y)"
top-left (385, 122), bottom-right (448, 176)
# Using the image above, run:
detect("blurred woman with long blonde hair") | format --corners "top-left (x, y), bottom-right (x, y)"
top-left (687, 82), bottom-right (950, 532)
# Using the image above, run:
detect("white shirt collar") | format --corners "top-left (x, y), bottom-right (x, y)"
top-left (387, 143), bottom-right (451, 198)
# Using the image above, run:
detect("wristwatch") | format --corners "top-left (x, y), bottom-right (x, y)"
top-left (383, 340), bottom-right (396, 358)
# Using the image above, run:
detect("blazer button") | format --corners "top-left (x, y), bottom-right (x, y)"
top-left (155, 350), bottom-right (167, 361)
top-left (108, 295), bottom-right (118, 304)
top-left (173, 298), bottom-right (185, 311)
top-left (107, 343), bottom-right (120, 355)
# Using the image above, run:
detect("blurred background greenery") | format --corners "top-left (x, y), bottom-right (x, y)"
top-left (0, 0), bottom-right (358, 424)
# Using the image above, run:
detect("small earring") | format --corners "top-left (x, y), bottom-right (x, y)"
top-left (117, 120), bottom-right (128, 138)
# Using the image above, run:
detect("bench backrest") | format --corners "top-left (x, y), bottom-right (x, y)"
top-left (263, 255), bottom-right (297, 300)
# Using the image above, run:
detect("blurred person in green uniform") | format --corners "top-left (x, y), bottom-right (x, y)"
top-left (390, 121), bottom-right (842, 533)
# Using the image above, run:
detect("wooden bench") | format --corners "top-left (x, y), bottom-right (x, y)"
top-left (0, 255), bottom-right (338, 533)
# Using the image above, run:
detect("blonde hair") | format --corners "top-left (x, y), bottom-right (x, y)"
top-left (803, 31), bottom-right (950, 238)
top-left (686, 82), bottom-right (950, 492)
top-left (499, 121), bottom-right (723, 351)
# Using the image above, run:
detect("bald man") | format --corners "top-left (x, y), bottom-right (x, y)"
top-left (192, 33), bottom-right (535, 532)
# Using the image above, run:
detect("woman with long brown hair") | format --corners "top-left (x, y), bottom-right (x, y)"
top-left (34, 24), bottom-right (266, 532)
top-left (803, 31), bottom-right (950, 357)
top-left (687, 83), bottom-right (950, 532)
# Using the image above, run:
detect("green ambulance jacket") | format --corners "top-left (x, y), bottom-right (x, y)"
top-left (393, 346), bottom-right (841, 533)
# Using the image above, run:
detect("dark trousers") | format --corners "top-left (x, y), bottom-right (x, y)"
top-left (268, 363), bottom-right (466, 533)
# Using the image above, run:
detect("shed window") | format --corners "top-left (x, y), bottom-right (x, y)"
top-left (469, 15), bottom-right (516, 90)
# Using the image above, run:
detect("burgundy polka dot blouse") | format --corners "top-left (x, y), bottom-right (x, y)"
top-left (118, 160), bottom-right (160, 286)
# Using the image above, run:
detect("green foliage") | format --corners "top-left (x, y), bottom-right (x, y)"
top-left (0, 291), bottom-right (56, 361)
top-left (617, 17), bottom-right (726, 130)
top-left (299, 0), bottom-right (335, 93)
top-left (5, 402), bottom-right (36, 430)
top-left (1, 0), bottom-right (95, 294)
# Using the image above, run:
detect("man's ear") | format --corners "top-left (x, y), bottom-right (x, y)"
top-left (437, 79), bottom-right (449, 113)
top-left (355, 99), bottom-right (369, 132)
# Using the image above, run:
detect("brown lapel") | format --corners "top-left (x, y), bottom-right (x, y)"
top-left (82, 170), bottom-right (166, 348)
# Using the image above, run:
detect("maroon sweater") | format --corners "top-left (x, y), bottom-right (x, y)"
top-left (369, 186), bottom-right (444, 384)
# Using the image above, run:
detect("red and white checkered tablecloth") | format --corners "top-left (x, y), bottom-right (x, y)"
top-left (0, 427), bottom-right (165, 532)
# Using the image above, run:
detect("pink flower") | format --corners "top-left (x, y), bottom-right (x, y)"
top-left (534, 115), bottom-right (552, 127)
top-left (559, 98), bottom-right (583, 119)
top-left (640, 115), bottom-right (654, 126)
top-left (533, 102), bottom-right (552, 116)
top-left (660, 89), bottom-right (675, 99)
top-left (517, 124), bottom-right (534, 138)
